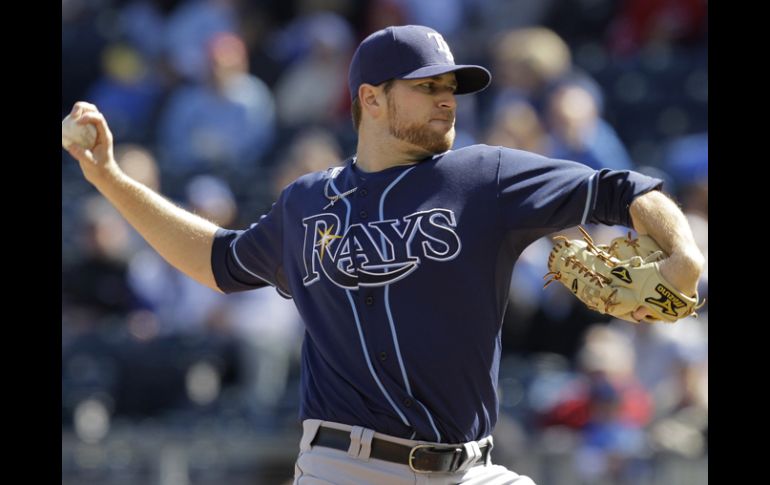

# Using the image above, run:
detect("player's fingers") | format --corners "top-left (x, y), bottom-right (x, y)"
top-left (631, 306), bottom-right (651, 322)
top-left (64, 142), bottom-right (96, 166)
top-left (71, 101), bottom-right (98, 118)
top-left (77, 111), bottom-right (113, 145)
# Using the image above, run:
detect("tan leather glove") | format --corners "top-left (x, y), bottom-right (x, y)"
top-left (543, 227), bottom-right (704, 323)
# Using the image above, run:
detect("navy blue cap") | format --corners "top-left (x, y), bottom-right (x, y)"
top-left (348, 25), bottom-right (492, 101)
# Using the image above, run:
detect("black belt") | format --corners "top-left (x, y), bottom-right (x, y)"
top-left (310, 426), bottom-right (491, 473)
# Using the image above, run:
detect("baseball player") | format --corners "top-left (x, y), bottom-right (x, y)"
top-left (64, 25), bottom-right (704, 485)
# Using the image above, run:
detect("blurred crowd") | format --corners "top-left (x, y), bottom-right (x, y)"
top-left (62, 1), bottom-right (707, 484)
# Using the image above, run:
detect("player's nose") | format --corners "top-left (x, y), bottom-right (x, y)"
top-left (436, 88), bottom-right (457, 110)
top-left (438, 96), bottom-right (456, 111)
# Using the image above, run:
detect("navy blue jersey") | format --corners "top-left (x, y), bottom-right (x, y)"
top-left (211, 144), bottom-right (662, 443)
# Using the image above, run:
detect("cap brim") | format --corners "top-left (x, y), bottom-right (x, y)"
top-left (399, 64), bottom-right (491, 95)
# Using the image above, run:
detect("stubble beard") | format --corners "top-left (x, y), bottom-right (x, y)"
top-left (387, 95), bottom-right (455, 155)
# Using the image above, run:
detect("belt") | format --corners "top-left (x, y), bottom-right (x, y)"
top-left (310, 426), bottom-right (491, 473)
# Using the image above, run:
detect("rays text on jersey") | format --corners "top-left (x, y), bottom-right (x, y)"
top-left (302, 208), bottom-right (462, 289)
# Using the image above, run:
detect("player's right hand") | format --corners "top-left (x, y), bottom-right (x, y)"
top-left (63, 102), bottom-right (119, 183)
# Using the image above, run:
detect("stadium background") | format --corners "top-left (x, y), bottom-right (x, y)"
top-left (61, 1), bottom-right (708, 483)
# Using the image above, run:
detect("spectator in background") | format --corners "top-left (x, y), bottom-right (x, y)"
top-left (163, 0), bottom-right (238, 83)
top-left (488, 27), bottom-right (572, 114)
top-left (117, 0), bottom-right (169, 67)
top-left (543, 73), bottom-right (634, 170)
top-left (575, 324), bottom-right (653, 427)
top-left (485, 28), bottom-right (633, 172)
top-left (271, 128), bottom-right (345, 191)
top-left (484, 93), bottom-right (553, 155)
top-left (538, 324), bottom-right (653, 484)
top-left (156, 32), bottom-right (276, 176)
top-left (114, 143), bottom-right (162, 193)
top-left (615, 319), bottom-right (707, 417)
top-left (118, 141), bottom-right (305, 414)
top-left (478, 26), bottom-right (573, 147)
top-left (272, 13), bottom-right (355, 129)
top-left (127, 174), bottom-right (235, 335)
top-left (62, 195), bottom-right (142, 328)
top-left (86, 43), bottom-right (165, 144)
top-left (613, 315), bottom-right (708, 459)
top-left (112, 143), bottom-right (233, 336)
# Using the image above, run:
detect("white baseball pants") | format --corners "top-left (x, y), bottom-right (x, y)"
top-left (293, 419), bottom-right (537, 485)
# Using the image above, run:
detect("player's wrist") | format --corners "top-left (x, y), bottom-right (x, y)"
top-left (83, 157), bottom-right (124, 187)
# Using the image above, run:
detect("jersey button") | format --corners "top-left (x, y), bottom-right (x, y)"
top-left (379, 351), bottom-right (387, 361)
top-left (403, 398), bottom-right (413, 408)
top-left (359, 210), bottom-right (368, 219)
top-left (365, 296), bottom-right (374, 306)
top-left (360, 188), bottom-right (368, 197)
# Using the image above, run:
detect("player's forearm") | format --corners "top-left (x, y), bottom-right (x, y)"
top-left (629, 190), bottom-right (704, 295)
top-left (90, 167), bottom-right (223, 293)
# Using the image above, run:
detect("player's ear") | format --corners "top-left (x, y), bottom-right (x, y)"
top-left (360, 84), bottom-right (383, 116)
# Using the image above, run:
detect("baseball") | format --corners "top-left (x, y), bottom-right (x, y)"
top-left (61, 114), bottom-right (97, 150)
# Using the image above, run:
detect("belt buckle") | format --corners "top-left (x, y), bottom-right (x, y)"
top-left (408, 444), bottom-right (436, 473)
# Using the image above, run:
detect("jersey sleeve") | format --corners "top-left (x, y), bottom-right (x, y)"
top-left (210, 190), bottom-right (291, 298)
top-left (496, 147), bottom-right (663, 230)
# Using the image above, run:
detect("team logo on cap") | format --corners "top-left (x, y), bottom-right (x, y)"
top-left (427, 33), bottom-right (454, 63)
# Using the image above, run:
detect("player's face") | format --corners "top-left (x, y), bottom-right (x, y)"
top-left (386, 73), bottom-right (458, 154)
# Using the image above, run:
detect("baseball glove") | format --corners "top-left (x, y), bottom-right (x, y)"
top-left (543, 226), bottom-right (704, 324)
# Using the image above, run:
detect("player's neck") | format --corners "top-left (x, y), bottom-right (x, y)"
top-left (355, 132), bottom-right (430, 173)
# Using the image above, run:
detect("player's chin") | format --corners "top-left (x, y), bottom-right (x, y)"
top-left (438, 127), bottom-right (456, 150)
top-left (397, 124), bottom-right (454, 154)
top-left (429, 120), bottom-right (455, 137)
top-left (419, 133), bottom-right (453, 154)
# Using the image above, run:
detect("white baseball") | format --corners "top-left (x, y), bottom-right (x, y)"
top-left (62, 114), bottom-right (97, 150)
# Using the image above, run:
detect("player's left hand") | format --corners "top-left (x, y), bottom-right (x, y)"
top-left (630, 254), bottom-right (700, 322)
top-left (544, 227), bottom-right (705, 324)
